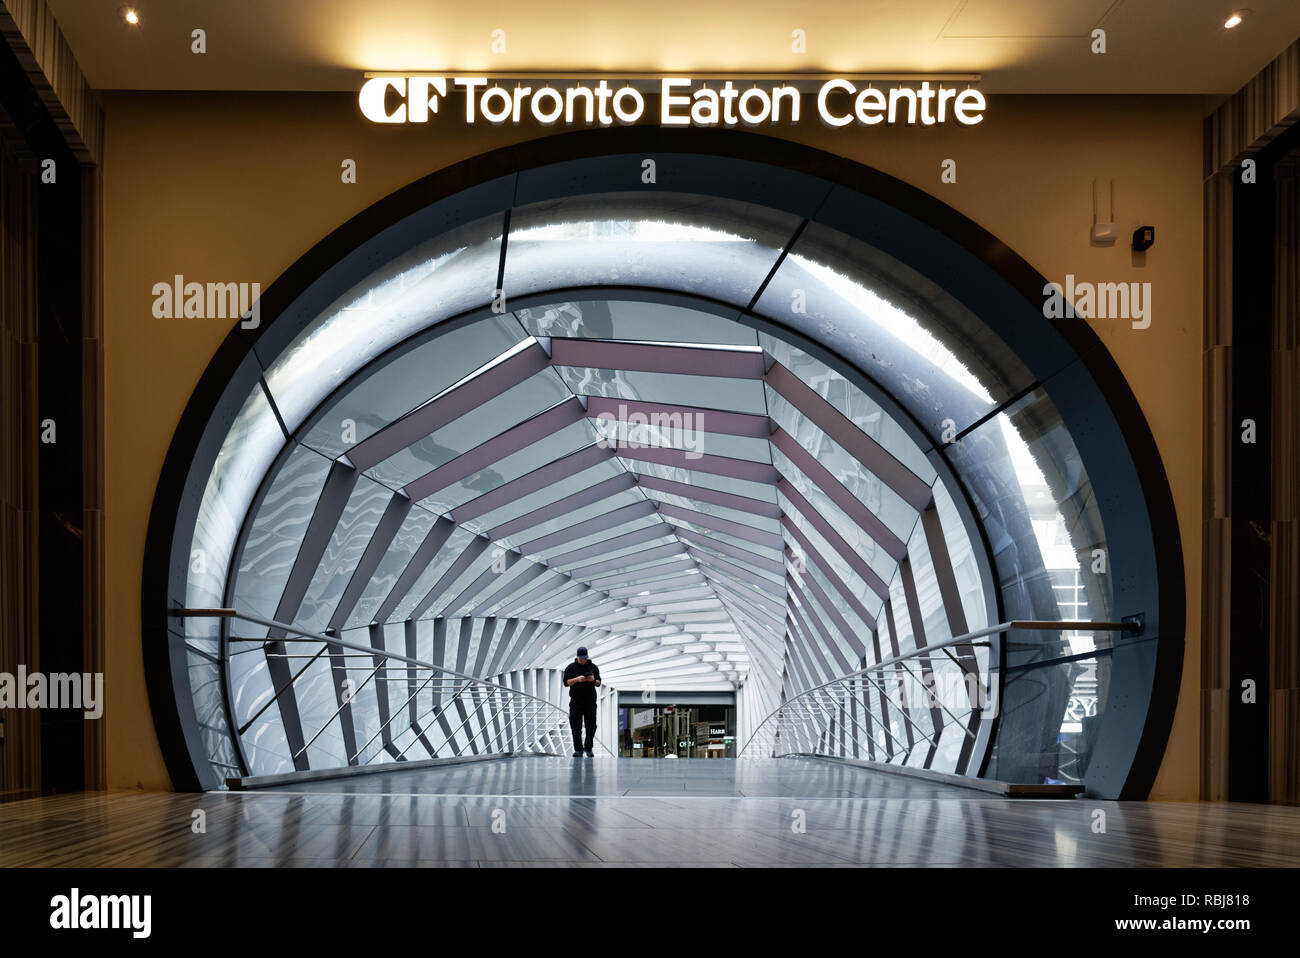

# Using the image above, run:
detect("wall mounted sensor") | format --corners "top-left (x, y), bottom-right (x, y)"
top-left (1091, 179), bottom-right (1117, 245)
top-left (1092, 222), bottom-right (1119, 244)
top-left (1132, 226), bottom-right (1155, 251)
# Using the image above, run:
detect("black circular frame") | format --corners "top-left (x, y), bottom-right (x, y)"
top-left (142, 127), bottom-right (1184, 798)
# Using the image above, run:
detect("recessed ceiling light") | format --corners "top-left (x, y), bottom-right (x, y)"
top-left (1224, 9), bottom-right (1250, 29)
top-left (121, 6), bottom-right (140, 25)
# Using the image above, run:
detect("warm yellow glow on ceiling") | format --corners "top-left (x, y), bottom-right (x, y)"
top-left (45, 0), bottom-right (1300, 94)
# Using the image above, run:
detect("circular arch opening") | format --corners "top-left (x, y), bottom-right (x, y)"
top-left (143, 128), bottom-right (1183, 799)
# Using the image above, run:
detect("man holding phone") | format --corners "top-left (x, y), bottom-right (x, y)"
top-left (563, 646), bottom-right (601, 757)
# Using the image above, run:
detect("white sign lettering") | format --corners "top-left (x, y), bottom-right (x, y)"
top-left (359, 76), bottom-right (986, 128)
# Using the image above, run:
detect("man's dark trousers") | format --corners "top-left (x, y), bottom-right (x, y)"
top-left (570, 700), bottom-right (597, 752)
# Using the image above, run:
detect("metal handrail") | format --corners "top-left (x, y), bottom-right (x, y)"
top-left (738, 618), bottom-right (1141, 759)
top-left (170, 607), bottom-right (617, 761)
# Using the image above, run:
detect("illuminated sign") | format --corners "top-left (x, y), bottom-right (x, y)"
top-left (359, 76), bottom-right (986, 128)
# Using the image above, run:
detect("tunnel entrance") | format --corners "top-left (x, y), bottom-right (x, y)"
top-left (144, 128), bottom-right (1183, 800)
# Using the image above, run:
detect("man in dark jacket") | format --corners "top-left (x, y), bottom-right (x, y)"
top-left (563, 646), bottom-right (601, 757)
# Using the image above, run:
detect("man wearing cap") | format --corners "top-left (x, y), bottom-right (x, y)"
top-left (563, 646), bottom-right (601, 757)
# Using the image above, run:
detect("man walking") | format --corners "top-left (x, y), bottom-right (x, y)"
top-left (563, 646), bottom-right (601, 757)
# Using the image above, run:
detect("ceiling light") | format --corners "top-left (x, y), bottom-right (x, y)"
top-left (1224, 9), bottom-right (1250, 29)
top-left (122, 6), bottom-right (140, 24)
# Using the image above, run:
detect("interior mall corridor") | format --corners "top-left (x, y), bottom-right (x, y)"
top-left (4, 756), bottom-right (1299, 868)
top-left (6, 2), bottom-right (1300, 945)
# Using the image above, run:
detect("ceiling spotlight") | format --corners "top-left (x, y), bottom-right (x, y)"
top-left (121, 6), bottom-right (140, 25)
top-left (1224, 9), bottom-right (1250, 29)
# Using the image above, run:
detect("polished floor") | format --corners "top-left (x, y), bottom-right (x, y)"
top-left (3, 757), bottom-right (1300, 867)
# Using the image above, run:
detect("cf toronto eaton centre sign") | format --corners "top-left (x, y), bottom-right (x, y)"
top-left (359, 76), bottom-right (987, 128)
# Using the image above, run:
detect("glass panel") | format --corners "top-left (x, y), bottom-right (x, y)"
top-left (794, 547), bottom-right (880, 638)
top-left (479, 569), bottom-right (566, 617)
top-left (565, 546), bottom-right (683, 580)
top-left (418, 550), bottom-right (498, 620)
top-left (592, 415), bottom-right (772, 464)
top-left (885, 575), bottom-right (918, 657)
top-left (188, 383), bottom-right (287, 640)
top-left (754, 222), bottom-right (1036, 441)
top-left (691, 544), bottom-right (783, 586)
top-left (504, 488), bottom-right (647, 550)
top-left (299, 314), bottom-right (526, 458)
top-left (943, 386), bottom-right (1111, 639)
top-left (660, 515), bottom-right (782, 564)
top-left (390, 527), bottom-right (479, 620)
top-left (345, 505), bottom-right (438, 629)
top-left (515, 299), bottom-right (757, 346)
top-left (364, 368), bottom-right (573, 490)
top-left (504, 192), bottom-right (799, 306)
top-left (339, 651), bottom-right (385, 763)
top-left (625, 459), bottom-right (777, 503)
top-left (229, 644), bottom-right (293, 776)
top-left (759, 332), bottom-right (937, 485)
top-left (296, 476), bottom-right (394, 633)
top-left (984, 653), bottom-right (1109, 786)
top-left (493, 575), bottom-right (571, 616)
top-left (787, 581), bottom-right (855, 672)
top-left (553, 522), bottom-right (681, 566)
top-left (285, 639), bottom-right (348, 769)
top-left (458, 557), bottom-right (547, 617)
top-left (416, 420), bottom-right (598, 514)
top-left (932, 479), bottom-right (991, 636)
top-left (230, 444), bottom-right (333, 636)
top-left (555, 365), bottom-right (768, 415)
top-left (640, 488), bottom-right (781, 535)
top-left (766, 386), bottom-right (919, 541)
top-left (263, 213), bottom-right (504, 433)
top-left (771, 446), bottom-right (894, 585)
top-left (461, 457), bottom-right (628, 534)
top-left (905, 518), bottom-right (953, 649)
top-left (632, 585), bottom-right (717, 605)
top-left (186, 646), bottom-right (241, 777)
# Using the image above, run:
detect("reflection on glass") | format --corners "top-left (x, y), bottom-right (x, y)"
top-left (230, 444), bottom-right (332, 636)
top-left (300, 314), bottom-right (525, 459)
top-left (505, 193), bottom-right (799, 306)
top-left (517, 299), bottom-right (757, 346)
top-left (755, 222), bottom-right (1035, 440)
top-left (760, 333), bottom-right (936, 485)
top-left (944, 386), bottom-right (1112, 783)
top-left (264, 214), bottom-right (503, 433)
top-left (193, 193), bottom-right (1107, 782)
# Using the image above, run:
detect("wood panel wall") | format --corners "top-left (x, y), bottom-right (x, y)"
top-left (0, 0), bottom-right (103, 794)
top-left (1200, 169), bottom-right (1232, 801)
top-left (0, 115), bottom-right (41, 800)
top-left (1271, 161), bottom-right (1300, 803)
top-left (1203, 37), bottom-right (1300, 803)
top-left (82, 163), bottom-right (104, 791)
top-left (0, 0), bottom-right (101, 164)
top-left (1205, 38), bottom-right (1300, 175)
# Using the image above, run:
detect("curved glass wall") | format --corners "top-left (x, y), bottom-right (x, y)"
top-left (165, 181), bottom-right (1149, 791)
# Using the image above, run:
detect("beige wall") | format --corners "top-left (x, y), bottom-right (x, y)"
top-left (101, 91), bottom-right (1203, 798)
